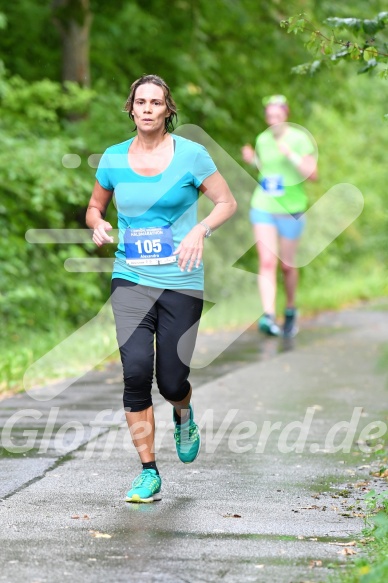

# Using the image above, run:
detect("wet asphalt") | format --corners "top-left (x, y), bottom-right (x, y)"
top-left (1, 303), bottom-right (388, 583)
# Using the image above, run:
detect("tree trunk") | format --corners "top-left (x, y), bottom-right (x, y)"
top-left (52, 0), bottom-right (92, 87)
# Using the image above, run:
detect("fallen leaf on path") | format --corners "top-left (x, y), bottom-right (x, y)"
top-left (309, 560), bottom-right (322, 568)
top-left (339, 548), bottom-right (357, 555)
top-left (371, 469), bottom-right (388, 478)
top-left (71, 514), bottom-right (89, 520)
top-left (89, 530), bottom-right (112, 539)
top-left (328, 541), bottom-right (356, 547)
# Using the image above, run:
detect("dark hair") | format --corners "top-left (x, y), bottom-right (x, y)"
top-left (124, 74), bottom-right (178, 133)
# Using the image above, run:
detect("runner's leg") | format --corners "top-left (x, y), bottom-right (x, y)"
top-left (154, 288), bottom-right (203, 406)
top-left (154, 289), bottom-right (203, 463)
top-left (111, 279), bottom-right (161, 463)
top-left (279, 237), bottom-right (300, 309)
top-left (253, 223), bottom-right (278, 314)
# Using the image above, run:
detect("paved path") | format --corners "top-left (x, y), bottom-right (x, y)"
top-left (1, 305), bottom-right (388, 583)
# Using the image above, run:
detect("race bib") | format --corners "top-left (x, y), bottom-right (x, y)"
top-left (260, 175), bottom-right (285, 197)
top-left (124, 225), bottom-right (176, 266)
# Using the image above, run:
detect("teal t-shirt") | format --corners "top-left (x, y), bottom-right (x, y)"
top-left (95, 134), bottom-right (217, 290)
top-left (251, 126), bottom-right (315, 214)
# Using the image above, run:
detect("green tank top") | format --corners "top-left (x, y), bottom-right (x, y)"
top-left (251, 126), bottom-right (315, 214)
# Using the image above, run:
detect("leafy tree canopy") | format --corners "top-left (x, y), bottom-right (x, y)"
top-left (281, 8), bottom-right (388, 80)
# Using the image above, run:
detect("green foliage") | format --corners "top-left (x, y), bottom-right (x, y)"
top-left (1, 77), bottom-right (94, 131)
top-left (280, 14), bottom-right (307, 35)
top-left (364, 489), bottom-right (388, 518)
top-left (0, 2), bottom-right (61, 81)
top-left (327, 418), bottom-right (388, 582)
top-left (281, 9), bottom-right (388, 77)
top-left (326, 13), bottom-right (388, 35)
top-left (0, 69), bottom-right (109, 339)
top-left (329, 487), bottom-right (388, 583)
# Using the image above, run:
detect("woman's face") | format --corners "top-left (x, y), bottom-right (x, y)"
top-left (132, 83), bottom-right (170, 133)
top-left (265, 104), bottom-right (289, 126)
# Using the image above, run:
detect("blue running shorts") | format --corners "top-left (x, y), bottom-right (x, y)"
top-left (249, 208), bottom-right (306, 240)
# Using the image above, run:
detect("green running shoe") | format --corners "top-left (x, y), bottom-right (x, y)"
top-left (283, 308), bottom-right (298, 338)
top-left (173, 404), bottom-right (201, 464)
top-left (126, 468), bottom-right (162, 503)
top-left (258, 314), bottom-right (280, 336)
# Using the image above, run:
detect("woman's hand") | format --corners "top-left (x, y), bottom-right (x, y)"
top-left (173, 170), bottom-right (237, 272)
top-left (276, 139), bottom-right (292, 158)
top-left (86, 182), bottom-right (115, 245)
top-left (241, 144), bottom-right (255, 164)
top-left (92, 220), bottom-right (114, 247)
top-left (173, 224), bottom-right (206, 272)
top-left (276, 139), bottom-right (318, 180)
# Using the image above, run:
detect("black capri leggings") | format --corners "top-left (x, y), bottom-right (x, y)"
top-left (111, 278), bottom-right (203, 412)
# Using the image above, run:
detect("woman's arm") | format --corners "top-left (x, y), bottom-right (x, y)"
top-left (86, 180), bottom-right (114, 247)
top-left (277, 141), bottom-right (318, 181)
top-left (174, 171), bottom-right (237, 272)
top-left (198, 171), bottom-right (238, 231)
top-left (295, 154), bottom-right (318, 181)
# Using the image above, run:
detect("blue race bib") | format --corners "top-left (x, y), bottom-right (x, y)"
top-left (260, 175), bottom-right (285, 197)
top-left (124, 225), bottom-right (176, 266)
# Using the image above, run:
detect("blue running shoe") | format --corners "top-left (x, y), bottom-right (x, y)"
top-left (258, 314), bottom-right (280, 336)
top-left (126, 468), bottom-right (162, 503)
top-left (173, 404), bottom-right (201, 464)
top-left (283, 308), bottom-right (298, 338)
